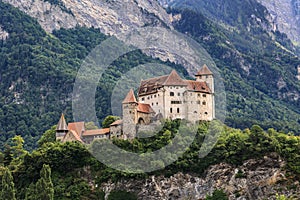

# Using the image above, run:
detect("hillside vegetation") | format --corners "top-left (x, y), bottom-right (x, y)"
top-left (0, 121), bottom-right (299, 199)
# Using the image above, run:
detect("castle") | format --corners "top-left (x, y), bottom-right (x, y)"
top-left (56, 65), bottom-right (215, 143)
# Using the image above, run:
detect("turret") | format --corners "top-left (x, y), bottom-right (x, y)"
top-left (122, 89), bottom-right (138, 139)
top-left (56, 113), bottom-right (68, 141)
top-left (195, 64), bottom-right (214, 93)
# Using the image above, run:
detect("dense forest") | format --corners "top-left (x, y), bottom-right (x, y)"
top-left (0, 120), bottom-right (299, 199)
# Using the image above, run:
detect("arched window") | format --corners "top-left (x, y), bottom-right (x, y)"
top-left (202, 101), bottom-right (206, 105)
top-left (170, 92), bottom-right (174, 96)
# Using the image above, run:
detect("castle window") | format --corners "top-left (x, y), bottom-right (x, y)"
top-left (202, 101), bottom-right (206, 105)
top-left (170, 87), bottom-right (173, 89)
top-left (152, 103), bottom-right (154, 106)
top-left (170, 108), bottom-right (172, 113)
top-left (170, 92), bottom-right (174, 96)
top-left (154, 95), bottom-right (156, 98)
top-left (194, 111), bottom-right (197, 113)
top-left (204, 112), bottom-right (208, 115)
top-left (178, 93), bottom-right (180, 96)
top-left (177, 108), bottom-right (180, 113)
top-left (141, 97), bottom-right (145, 101)
top-left (203, 94), bottom-right (207, 97)
top-left (147, 97), bottom-right (150, 100)
top-left (171, 101), bottom-right (182, 104)
top-left (156, 102), bottom-right (158, 105)
top-left (198, 94), bottom-right (201, 97)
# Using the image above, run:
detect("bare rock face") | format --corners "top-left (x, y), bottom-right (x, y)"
top-left (258, 0), bottom-right (300, 44)
top-left (3, 0), bottom-right (172, 35)
top-left (0, 26), bottom-right (9, 40)
top-left (101, 153), bottom-right (300, 200)
top-left (2, 0), bottom-right (77, 32)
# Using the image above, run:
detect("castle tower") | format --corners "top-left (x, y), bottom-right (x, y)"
top-left (195, 64), bottom-right (214, 93)
top-left (56, 113), bottom-right (68, 141)
top-left (122, 89), bottom-right (138, 139)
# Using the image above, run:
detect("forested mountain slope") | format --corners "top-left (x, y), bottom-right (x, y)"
top-left (0, 0), bottom-right (300, 150)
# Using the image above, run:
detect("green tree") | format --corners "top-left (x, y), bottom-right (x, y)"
top-left (1, 168), bottom-right (16, 200)
top-left (24, 183), bottom-right (36, 200)
top-left (102, 116), bottom-right (120, 128)
top-left (85, 122), bottom-right (99, 130)
top-left (206, 189), bottom-right (228, 200)
top-left (38, 125), bottom-right (57, 147)
top-left (10, 135), bottom-right (27, 171)
top-left (35, 164), bottom-right (54, 200)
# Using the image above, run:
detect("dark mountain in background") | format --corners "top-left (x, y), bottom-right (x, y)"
top-left (0, 0), bottom-right (299, 149)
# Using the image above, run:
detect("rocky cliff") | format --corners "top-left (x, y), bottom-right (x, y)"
top-left (3, 0), bottom-right (172, 35)
top-left (257, 0), bottom-right (300, 45)
top-left (101, 153), bottom-right (299, 200)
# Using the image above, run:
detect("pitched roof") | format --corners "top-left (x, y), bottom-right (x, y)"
top-left (122, 89), bottom-right (137, 104)
top-left (138, 70), bottom-right (187, 96)
top-left (185, 80), bottom-right (212, 93)
top-left (110, 119), bottom-right (123, 126)
top-left (83, 128), bottom-right (110, 136)
top-left (63, 130), bottom-right (83, 143)
top-left (68, 122), bottom-right (85, 137)
top-left (196, 64), bottom-right (213, 76)
top-left (56, 113), bottom-right (68, 131)
top-left (163, 70), bottom-right (187, 86)
top-left (137, 103), bottom-right (155, 113)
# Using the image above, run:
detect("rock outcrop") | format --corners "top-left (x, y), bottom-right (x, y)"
top-left (3, 0), bottom-right (172, 35)
top-left (101, 153), bottom-right (299, 200)
top-left (258, 0), bottom-right (300, 44)
top-left (0, 26), bottom-right (9, 40)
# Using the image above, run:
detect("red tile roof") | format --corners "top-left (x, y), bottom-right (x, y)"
top-left (110, 119), bottom-right (123, 126)
top-left (137, 103), bottom-right (155, 113)
top-left (68, 122), bottom-right (85, 137)
top-left (83, 128), bottom-right (110, 136)
top-left (138, 70), bottom-right (187, 96)
top-left (196, 64), bottom-right (213, 75)
top-left (122, 89), bottom-right (137, 103)
top-left (163, 70), bottom-right (187, 86)
top-left (185, 80), bottom-right (211, 93)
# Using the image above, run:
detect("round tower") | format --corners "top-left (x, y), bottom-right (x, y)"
top-left (122, 89), bottom-right (138, 139)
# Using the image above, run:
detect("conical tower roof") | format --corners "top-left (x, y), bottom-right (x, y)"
top-left (196, 64), bottom-right (213, 76)
top-left (56, 113), bottom-right (68, 131)
top-left (122, 89), bottom-right (137, 104)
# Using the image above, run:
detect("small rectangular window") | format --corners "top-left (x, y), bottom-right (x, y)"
top-left (170, 92), bottom-right (174, 96)
top-left (170, 108), bottom-right (172, 113)
top-left (178, 93), bottom-right (180, 96)
top-left (177, 108), bottom-right (180, 113)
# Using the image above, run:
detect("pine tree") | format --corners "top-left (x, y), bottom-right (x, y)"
top-left (24, 183), bottom-right (36, 200)
top-left (1, 168), bottom-right (16, 200)
top-left (35, 164), bottom-right (54, 200)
